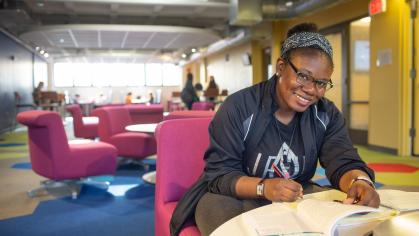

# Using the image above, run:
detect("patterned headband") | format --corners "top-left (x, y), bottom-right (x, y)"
top-left (281, 31), bottom-right (333, 60)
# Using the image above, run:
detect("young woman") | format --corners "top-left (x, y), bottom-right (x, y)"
top-left (170, 23), bottom-right (380, 236)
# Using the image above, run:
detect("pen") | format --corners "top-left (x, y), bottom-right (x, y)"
top-left (272, 163), bottom-right (290, 179)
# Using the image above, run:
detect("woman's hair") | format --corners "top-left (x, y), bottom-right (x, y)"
top-left (286, 23), bottom-right (318, 38)
top-left (281, 22), bottom-right (333, 68)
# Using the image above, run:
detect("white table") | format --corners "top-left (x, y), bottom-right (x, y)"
top-left (125, 123), bottom-right (158, 133)
top-left (211, 190), bottom-right (419, 236)
top-left (82, 116), bottom-right (99, 125)
top-left (124, 123), bottom-right (158, 184)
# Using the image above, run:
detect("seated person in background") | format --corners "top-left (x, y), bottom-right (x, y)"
top-left (32, 81), bottom-right (44, 105)
top-left (72, 94), bottom-right (81, 104)
top-left (125, 92), bottom-right (133, 104)
top-left (149, 92), bottom-right (154, 104)
top-left (170, 22), bottom-right (380, 236)
top-left (194, 83), bottom-right (204, 101)
top-left (181, 74), bottom-right (199, 110)
top-left (205, 76), bottom-right (219, 102)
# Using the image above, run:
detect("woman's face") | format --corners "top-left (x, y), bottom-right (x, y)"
top-left (276, 50), bottom-right (333, 113)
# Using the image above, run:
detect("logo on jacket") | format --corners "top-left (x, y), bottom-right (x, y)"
top-left (261, 142), bottom-right (300, 179)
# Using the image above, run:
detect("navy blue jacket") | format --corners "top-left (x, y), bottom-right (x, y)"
top-left (170, 76), bottom-right (374, 235)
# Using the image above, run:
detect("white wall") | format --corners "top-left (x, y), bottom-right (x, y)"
top-left (205, 42), bottom-right (253, 94)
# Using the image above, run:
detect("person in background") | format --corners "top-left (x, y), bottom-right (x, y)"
top-left (32, 81), bottom-right (44, 105)
top-left (205, 76), bottom-right (219, 102)
top-left (125, 92), bottom-right (133, 104)
top-left (181, 72), bottom-right (199, 110)
top-left (72, 94), bottom-right (81, 104)
top-left (194, 82), bottom-right (204, 101)
top-left (149, 92), bottom-right (154, 104)
top-left (170, 23), bottom-right (380, 236)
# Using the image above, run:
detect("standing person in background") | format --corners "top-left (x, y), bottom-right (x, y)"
top-left (32, 81), bottom-right (44, 105)
top-left (181, 71), bottom-right (199, 110)
top-left (205, 76), bottom-right (219, 102)
top-left (170, 22), bottom-right (379, 236)
top-left (125, 92), bottom-right (133, 104)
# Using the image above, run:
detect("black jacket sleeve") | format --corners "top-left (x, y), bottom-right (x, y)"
top-left (203, 94), bottom-right (249, 197)
top-left (318, 103), bottom-right (375, 189)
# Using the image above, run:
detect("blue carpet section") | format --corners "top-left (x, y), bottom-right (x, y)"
top-left (0, 143), bottom-right (26, 147)
top-left (315, 167), bottom-right (325, 176)
top-left (11, 162), bottom-right (32, 169)
top-left (0, 164), bottom-right (155, 236)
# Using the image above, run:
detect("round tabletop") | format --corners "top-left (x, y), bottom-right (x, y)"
top-left (125, 123), bottom-right (158, 133)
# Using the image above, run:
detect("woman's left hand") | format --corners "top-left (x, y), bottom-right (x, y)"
top-left (342, 180), bottom-right (380, 208)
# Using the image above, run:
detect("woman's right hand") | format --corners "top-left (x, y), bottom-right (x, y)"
top-left (263, 178), bottom-right (303, 202)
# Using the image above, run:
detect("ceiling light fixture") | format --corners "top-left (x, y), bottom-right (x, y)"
top-left (39, 50), bottom-right (45, 54)
top-left (191, 48), bottom-right (197, 53)
top-left (59, 38), bottom-right (65, 43)
top-left (181, 53), bottom-right (187, 58)
top-left (44, 53), bottom-right (49, 58)
top-left (35, 46), bottom-right (40, 51)
top-left (285, 1), bottom-right (293, 7)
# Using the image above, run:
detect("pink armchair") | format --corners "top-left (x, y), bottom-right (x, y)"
top-left (163, 110), bottom-right (215, 121)
top-left (155, 118), bottom-right (211, 236)
top-left (66, 104), bottom-right (98, 139)
top-left (17, 110), bottom-right (117, 199)
top-left (93, 107), bottom-right (156, 160)
top-left (191, 102), bottom-right (215, 111)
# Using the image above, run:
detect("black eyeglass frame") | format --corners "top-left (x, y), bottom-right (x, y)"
top-left (287, 60), bottom-right (334, 91)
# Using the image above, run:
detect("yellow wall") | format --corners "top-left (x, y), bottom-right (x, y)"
top-left (415, 1), bottom-right (419, 155)
top-left (369, 0), bottom-right (410, 155)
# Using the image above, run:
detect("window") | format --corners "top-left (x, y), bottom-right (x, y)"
top-left (54, 62), bottom-right (180, 87)
top-left (163, 63), bottom-right (182, 86)
top-left (145, 63), bottom-right (163, 86)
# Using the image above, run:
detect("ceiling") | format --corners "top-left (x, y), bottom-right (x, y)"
top-left (0, 0), bottom-right (342, 64)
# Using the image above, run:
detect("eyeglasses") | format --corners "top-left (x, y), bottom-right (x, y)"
top-left (287, 60), bottom-right (334, 91)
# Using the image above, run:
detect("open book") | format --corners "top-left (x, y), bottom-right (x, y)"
top-left (377, 189), bottom-right (419, 211)
top-left (242, 198), bottom-right (395, 236)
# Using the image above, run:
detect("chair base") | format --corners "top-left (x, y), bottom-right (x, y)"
top-left (27, 178), bottom-right (111, 199)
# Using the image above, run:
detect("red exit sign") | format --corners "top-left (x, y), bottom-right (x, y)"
top-left (369, 0), bottom-right (386, 16)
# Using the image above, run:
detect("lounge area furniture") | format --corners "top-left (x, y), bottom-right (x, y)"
top-left (93, 106), bottom-right (156, 161)
top-left (125, 104), bottom-right (164, 124)
top-left (155, 118), bottom-right (212, 236)
top-left (17, 110), bottom-right (118, 199)
top-left (163, 110), bottom-right (215, 121)
top-left (66, 104), bottom-right (99, 139)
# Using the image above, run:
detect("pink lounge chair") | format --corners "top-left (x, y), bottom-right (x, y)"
top-left (191, 102), bottom-right (215, 111)
top-left (94, 107), bottom-right (156, 160)
top-left (17, 110), bottom-right (118, 199)
top-left (155, 118), bottom-right (211, 236)
top-left (66, 104), bottom-right (98, 139)
top-left (163, 110), bottom-right (215, 121)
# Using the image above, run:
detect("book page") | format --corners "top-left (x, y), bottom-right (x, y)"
top-left (297, 199), bottom-right (381, 236)
top-left (377, 189), bottom-right (419, 211)
top-left (241, 204), bottom-right (323, 236)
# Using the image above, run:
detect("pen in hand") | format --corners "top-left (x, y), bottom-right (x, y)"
top-left (271, 164), bottom-right (303, 199)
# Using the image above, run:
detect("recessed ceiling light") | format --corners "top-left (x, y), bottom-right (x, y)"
top-left (39, 50), bottom-right (45, 54)
top-left (181, 53), bottom-right (187, 58)
top-left (44, 53), bottom-right (49, 58)
top-left (59, 38), bottom-right (65, 43)
top-left (285, 1), bottom-right (293, 7)
top-left (35, 46), bottom-right (40, 51)
top-left (191, 48), bottom-right (197, 53)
